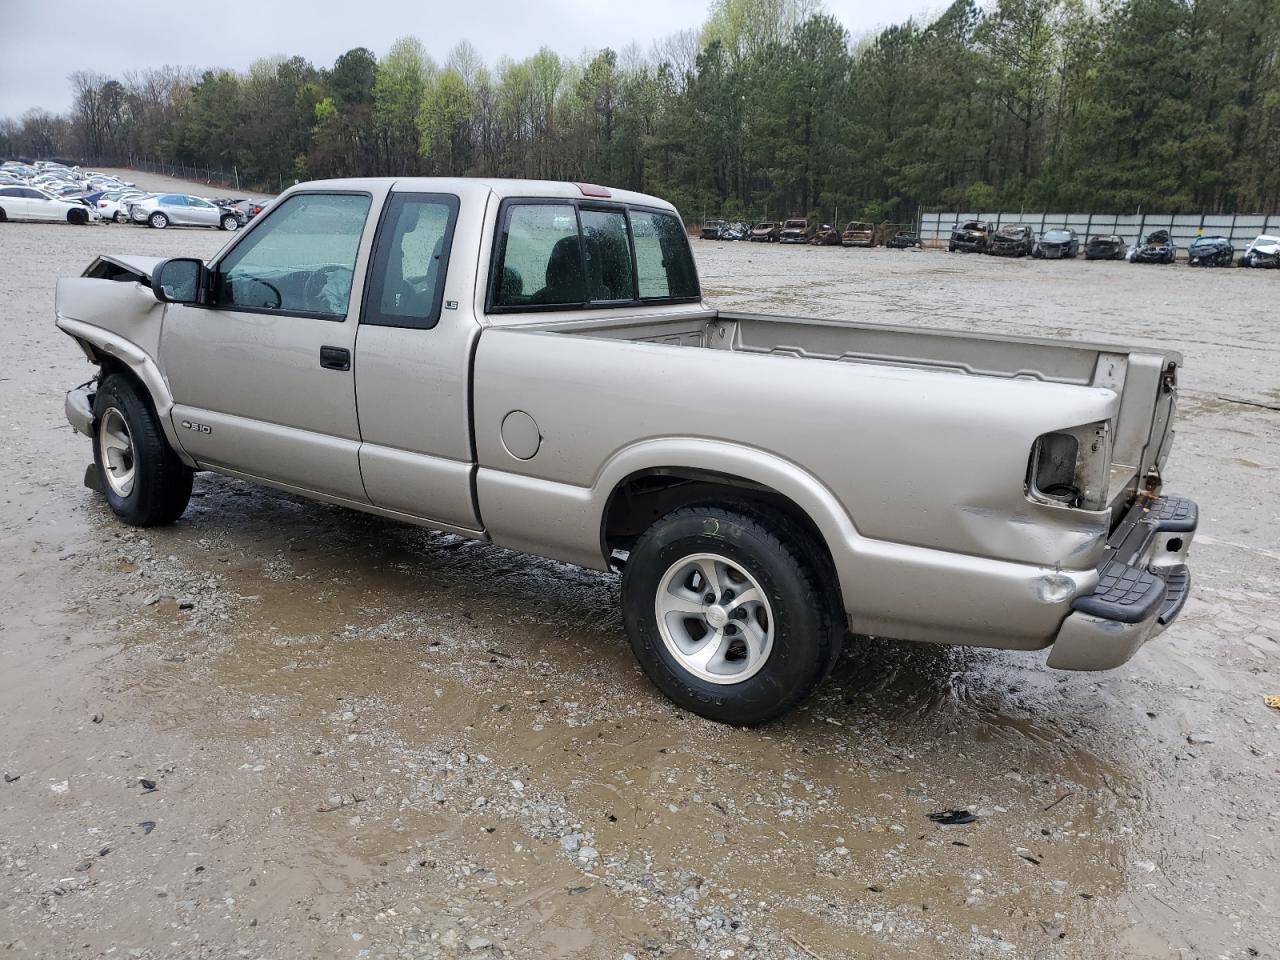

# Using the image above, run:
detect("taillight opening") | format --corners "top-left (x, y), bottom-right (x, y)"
top-left (1027, 421), bottom-right (1111, 511)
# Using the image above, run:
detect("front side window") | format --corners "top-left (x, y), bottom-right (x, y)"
top-left (363, 192), bottom-right (459, 330)
top-left (214, 192), bottom-right (371, 318)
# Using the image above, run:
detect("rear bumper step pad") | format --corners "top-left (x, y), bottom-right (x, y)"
top-left (1071, 561), bottom-right (1167, 623)
top-left (1151, 496), bottom-right (1197, 533)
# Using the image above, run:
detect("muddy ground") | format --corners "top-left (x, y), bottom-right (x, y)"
top-left (1, 202), bottom-right (1277, 960)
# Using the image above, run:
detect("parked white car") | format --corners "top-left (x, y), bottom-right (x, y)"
top-left (0, 185), bottom-right (98, 224)
top-left (1238, 234), bottom-right (1280, 268)
top-left (97, 190), bottom-right (148, 223)
top-left (127, 193), bottom-right (239, 230)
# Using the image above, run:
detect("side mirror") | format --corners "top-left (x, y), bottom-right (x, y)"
top-left (153, 257), bottom-right (204, 304)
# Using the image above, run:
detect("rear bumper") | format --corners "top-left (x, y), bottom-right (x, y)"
top-left (1046, 494), bottom-right (1197, 670)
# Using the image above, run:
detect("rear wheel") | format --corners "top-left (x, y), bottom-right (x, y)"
top-left (92, 375), bottom-right (193, 526)
top-left (114, 210), bottom-right (127, 223)
top-left (621, 505), bottom-right (841, 726)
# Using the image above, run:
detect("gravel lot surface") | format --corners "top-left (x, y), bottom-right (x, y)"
top-left (1, 207), bottom-right (1277, 960)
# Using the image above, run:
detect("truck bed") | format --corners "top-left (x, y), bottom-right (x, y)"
top-left (519, 309), bottom-right (1180, 519)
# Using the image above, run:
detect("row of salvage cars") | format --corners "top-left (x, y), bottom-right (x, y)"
top-left (949, 219), bottom-right (1279, 268)
top-left (701, 219), bottom-right (920, 248)
top-left (0, 159), bottom-right (268, 231)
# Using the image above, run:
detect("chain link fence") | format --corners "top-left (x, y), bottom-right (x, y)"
top-left (86, 155), bottom-right (284, 195)
top-left (919, 210), bottom-right (1280, 255)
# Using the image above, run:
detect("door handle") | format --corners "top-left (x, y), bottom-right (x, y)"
top-left (319, 346), bottom-right (350, 371)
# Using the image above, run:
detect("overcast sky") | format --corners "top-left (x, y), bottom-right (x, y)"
top-left (0, 0), bottom-right (933, 118)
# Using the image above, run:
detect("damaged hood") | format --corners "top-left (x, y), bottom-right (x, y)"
top-left (84, 254), bottom-right (167, 282)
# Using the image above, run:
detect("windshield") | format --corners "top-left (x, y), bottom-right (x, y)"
top-left (1042, 230), bottom-right (1072, 241)
top-left (753, 222), bottom-right (774, 229)
top-left (784, 220), bottom-right (807, 229)
top-left (846, 222), bottom-right (870, 230)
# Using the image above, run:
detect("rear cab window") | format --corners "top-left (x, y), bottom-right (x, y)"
top-left (488, 199), bottom-right (698, 312)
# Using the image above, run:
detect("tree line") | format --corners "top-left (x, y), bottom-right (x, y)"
top-left (2, 0), bottom-right (1277, 221)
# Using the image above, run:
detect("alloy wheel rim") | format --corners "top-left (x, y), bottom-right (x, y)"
top-left (98, 407), bottom-right (136, 497)
top-left (654, 552), bottom-right (774, 684)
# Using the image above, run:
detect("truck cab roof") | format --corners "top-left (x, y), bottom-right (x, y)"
top-left (297, 177), bottom-right (679, 214)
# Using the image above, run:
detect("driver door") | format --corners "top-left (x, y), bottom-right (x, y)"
top-left (160, 186), bottom-right (388, 501)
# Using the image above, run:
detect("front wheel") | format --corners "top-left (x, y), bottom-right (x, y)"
top-left (92, 375), bottom-right (193, 526)
top-left (149, 212), bottom-right (169, 229)
top-left (220, 214), bottom-right (239, 231)
top-left (114, 210), bottom-right (127, 223)
top-left (621, 505), bottom-right (841, 725)
top-left (67, 208), bottom-right (89, 225)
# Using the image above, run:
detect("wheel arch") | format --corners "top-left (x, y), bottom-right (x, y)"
top-left (595, 440), bottom-right (858, 609)
top-left (58, 318), bottom-right (195, 467)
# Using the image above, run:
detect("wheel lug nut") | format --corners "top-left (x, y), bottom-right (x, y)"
top-left (722, 589), bottom-right (735, 602)
top-left (704, 593), bottom-right (716, 604)
top-left (733, 608), bottom-right (747, 620)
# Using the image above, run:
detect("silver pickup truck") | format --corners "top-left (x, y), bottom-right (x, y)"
top-left (56, 178), bottom-right (1197, 725)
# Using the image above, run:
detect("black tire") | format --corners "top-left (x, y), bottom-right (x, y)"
top-left (92, 375), bottom-right (193, 527)
top-left (220, 214), bottom-right (239, 231)
top-left (0, 206), bottom-right (7, 222)
top-left (149, 212), bottom-right (168, 229)
top-left (67, 207), bottom-right (88, 225)
top-left (621, 505), bottom-right (842, 726)
top-left (114, 211), bottom-right (127, 223)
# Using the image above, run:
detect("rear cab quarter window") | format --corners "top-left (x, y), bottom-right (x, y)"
top-left (362, 192), bottom-right (460, 330)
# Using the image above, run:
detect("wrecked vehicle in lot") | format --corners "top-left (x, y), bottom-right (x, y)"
top-left (809, 224), bottom-right (842, 246)
top-left (987, 224), bottom-right (1035, 257)
top-left (54, 177), bottom-right (1197, 726)
top-left (0, 185), bottom-right (99, 224)
top-left (1186, 236), bottom-right (1234, 267)
top-left (127, 194), bottom-right (241, 231)
top-left (1033, 228), bottom-right (1079, 259)
top-left (1131, 230), bottom-right (1176, 264)
top-left (1085, 235), bottom-right (1127, 260)
top-left (948, 220), bottom-right (994, 253)
top-left (699, 219), bottom-right (725, 240)
top-left (748, 221), bottom-right (780, 242)
top-left (778, 218), bottom-right (810, 243)
top-left (1238, 234), bottom-right (1280, 268)
top-left (841, 221), bottom-right (874, 247)
top-left (885, 231), bottom-right (921, 249)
